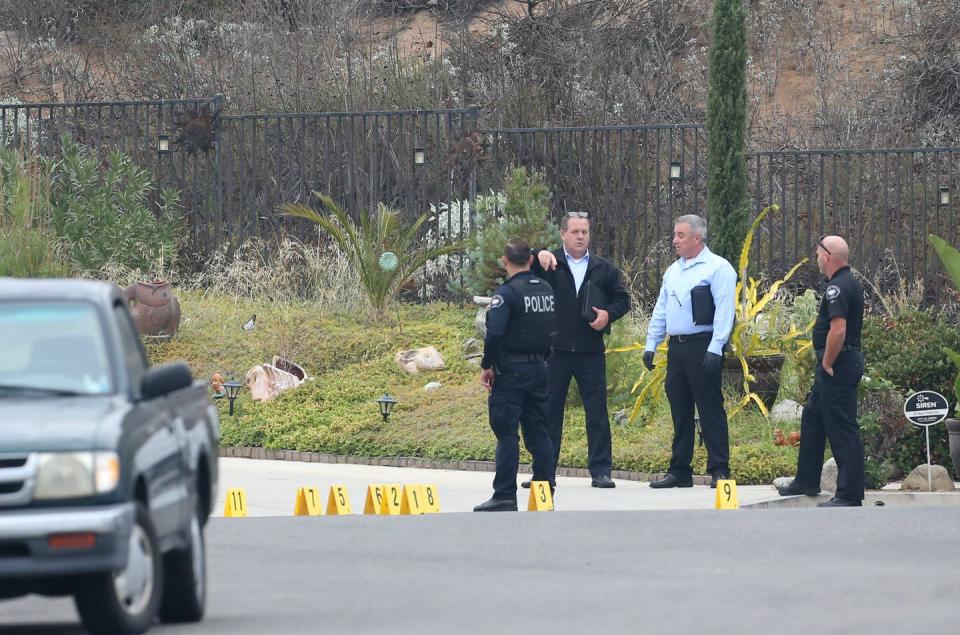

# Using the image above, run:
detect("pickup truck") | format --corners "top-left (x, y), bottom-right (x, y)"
top-left (0, 279), bottom-right (219, 634)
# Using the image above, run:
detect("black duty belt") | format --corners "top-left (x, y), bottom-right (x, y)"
top-left (503, 352), bottom-right (547, 363)
top-left (815, 345), bottom-right (860, 359)
top-left (669, 332), bottom-right (713, 344)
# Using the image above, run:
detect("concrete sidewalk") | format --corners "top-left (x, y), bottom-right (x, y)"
top-left (213, 457), bottom-right (780, 516)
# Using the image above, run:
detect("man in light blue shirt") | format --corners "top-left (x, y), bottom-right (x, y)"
top-left (565, 248), bottom-right (589, 293)
top-left (644, 214), bottom-right (737, 489)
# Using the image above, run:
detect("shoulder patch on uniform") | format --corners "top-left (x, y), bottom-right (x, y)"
top-left (825, 285), bottom-right (841, 301)
top-left (489, 294), bottom-right (505, 309)
top-left (529, 278), bottom-right (541, 284)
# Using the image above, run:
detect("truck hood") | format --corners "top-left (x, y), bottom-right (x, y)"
top-left (0, 396), bottom-right (123, 453)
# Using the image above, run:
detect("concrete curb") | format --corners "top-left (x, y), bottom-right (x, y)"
top-left (743, 491), bottom-right (960, 508)
top-left (218, 446), bottom-right (714, 486)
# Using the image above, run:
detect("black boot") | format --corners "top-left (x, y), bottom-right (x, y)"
top-left (473, 497), bottom-right (518, 512)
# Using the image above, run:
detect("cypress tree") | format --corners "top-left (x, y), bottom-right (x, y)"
top-left (706, 0), bottom-right (749, 265)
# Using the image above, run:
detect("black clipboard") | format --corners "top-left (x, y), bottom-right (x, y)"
top-left (581, 280), bottom-right (608, 324)
top-left (690, 285), bottom-right (716, 325)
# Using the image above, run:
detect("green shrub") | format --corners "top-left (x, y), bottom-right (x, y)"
top-left (0, 147), bottom-right (67, 277)
top-left (457, 166), bottom-right (560, 296)
top-left (858, 376), bottom-right (909, 488)
top-left (862, 311), bottom-right (960, 478)
top-left (47, 135), bottom-right (182, 274)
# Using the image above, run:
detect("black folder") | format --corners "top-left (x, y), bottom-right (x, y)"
top-left (690, 285), bottom-right (716, 325)
top-left (580, 280), bottom-right (608, 324)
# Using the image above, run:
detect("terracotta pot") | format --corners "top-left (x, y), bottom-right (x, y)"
top-left (722, 354), bottom-right (786, 412)
top-left (124, 281), bottom-right (181, 339)
top-left (946, 418), bottom-right (960, 479)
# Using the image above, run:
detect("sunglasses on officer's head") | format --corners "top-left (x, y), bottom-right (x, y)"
top-left (566, 211), bottom-right (589, 219)
top-left (817, 236), bottom-right (832, 255)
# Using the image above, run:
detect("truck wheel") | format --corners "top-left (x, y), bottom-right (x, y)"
top-left (74, 502), bottom-right (162, 635)
top-left (158, 494), bottom-right (206, 623)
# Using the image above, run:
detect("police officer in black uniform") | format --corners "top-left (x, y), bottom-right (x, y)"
top-left (777, 235), bottom-right (866, 507)
top-left (474, 238), bottom-right (558, 512)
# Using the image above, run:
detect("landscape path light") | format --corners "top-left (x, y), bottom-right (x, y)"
top-left (376, 394), bottom-right (398, 422)
top-left (224, 380), bottom-right (243, 416)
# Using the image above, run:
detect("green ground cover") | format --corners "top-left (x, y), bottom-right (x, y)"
top-left (147, 291), bottom-right (799, 484)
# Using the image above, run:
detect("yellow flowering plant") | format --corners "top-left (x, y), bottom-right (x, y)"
top-left (727, 203), bottom-right (813, 416)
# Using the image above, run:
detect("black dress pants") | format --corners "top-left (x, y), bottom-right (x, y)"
top-left (546, 350), bottom-right (613, 477)
top-left (794, 350), bottom-right (865, 501)
top-left (664, 337), bottom-right (729, 478)
top-left (488, 361), bottom-right (556, 501)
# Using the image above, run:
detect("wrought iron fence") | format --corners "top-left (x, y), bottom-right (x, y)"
top-left (216, 107), bottom-right (480, 254)
top-left (2, 95), bottom-right (958, 302)
top-left (0, 97), bottom-right (220, 261)
top-left (480, 124), bottom-right (706, 292)
top-left (749, 148), bottom-right (960, 302)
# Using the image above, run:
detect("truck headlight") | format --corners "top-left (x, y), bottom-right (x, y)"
top-left (34, 451), bottom-right (121, 499)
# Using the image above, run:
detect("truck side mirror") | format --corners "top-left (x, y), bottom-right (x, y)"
top-left (141, 362), bottom-right (193, 399)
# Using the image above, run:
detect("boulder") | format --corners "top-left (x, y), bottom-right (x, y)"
top-left (770, 399), bottom-right (803, 423)
top-left (395, 346), bottom-right (446, 374)
top-left (424, 381), bottom-right (442, 391)
top-left (820, 457), bottom-right (838, 493)
top-left (901, 464), bottom-right (956, 491)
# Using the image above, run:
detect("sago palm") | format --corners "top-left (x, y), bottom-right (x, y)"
top-left (281, 192), bottom-right (464, 318)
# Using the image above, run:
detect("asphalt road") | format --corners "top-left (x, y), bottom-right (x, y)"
top-left (2, 507), bottom-right (958, 634)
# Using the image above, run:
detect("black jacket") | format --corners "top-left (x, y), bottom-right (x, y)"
top-left (531, 248), bottom-right (630, 352)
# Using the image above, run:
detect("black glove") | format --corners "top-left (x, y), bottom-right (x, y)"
top-left (643, 350), bottom-right (656, 371)
top-left (703, 352), bottom-right (724, 374)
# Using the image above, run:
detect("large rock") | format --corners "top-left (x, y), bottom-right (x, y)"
top-left (901, 465), bottom-right (956, 491)
top-left (395, 346), bottom-right (446, 374)
top-left (820, 457), bottom-right (838, 493)
top-left (770, 399), bottom-right (803, 423)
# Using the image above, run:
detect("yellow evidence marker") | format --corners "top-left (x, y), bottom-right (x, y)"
top-left (421, 484), bottom-right (441, 514)
top-left (224, 488), bottom-right (248, 517)
top-left (399, 485), bottom-right (426, 515)
top-left (364, 484), bottom-right (386, 514)
top-left (380, 483), bottom-right (403, 515)
top-left (326, 485), bottom-right (352, 515)
top-left (527, 481), bottom-right (554, 511)
top-left (715, 479), bottom-right (739, 509)
top-left (293, 486), bottom-right (324, 516)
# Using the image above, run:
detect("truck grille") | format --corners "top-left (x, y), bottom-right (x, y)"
top-left (0, 543), bottom-right (29, 558)
top-left (0, 454), bottom-right (34, 508)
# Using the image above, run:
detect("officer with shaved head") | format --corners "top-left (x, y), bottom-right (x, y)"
top-left (777, 235), bottom-right (866, 506)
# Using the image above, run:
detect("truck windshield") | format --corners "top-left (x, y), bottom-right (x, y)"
top-left (0, 302), bottom-right (113, 396)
